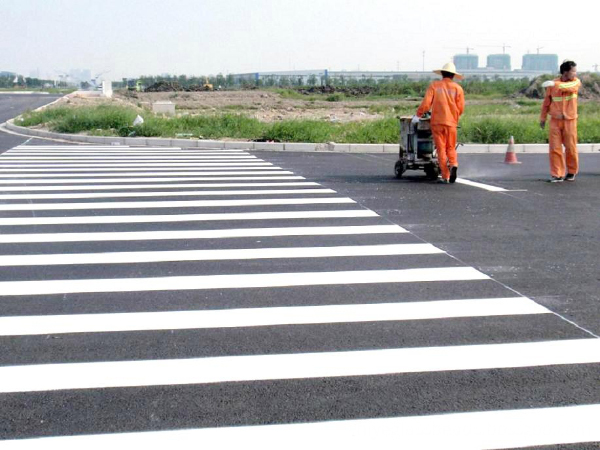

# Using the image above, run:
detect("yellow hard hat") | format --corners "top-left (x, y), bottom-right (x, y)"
top-left (433, 62), bottom-right (464, 80)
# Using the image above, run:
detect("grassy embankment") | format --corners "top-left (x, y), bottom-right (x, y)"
top-left (16, 88), bottom-right (600, 144)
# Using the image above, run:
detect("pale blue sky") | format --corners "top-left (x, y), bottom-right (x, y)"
top-left (1, 0), bottom-right (598, 80)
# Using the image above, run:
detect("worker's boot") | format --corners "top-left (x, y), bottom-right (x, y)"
top-left (449, 166), bottom-right (458, 183)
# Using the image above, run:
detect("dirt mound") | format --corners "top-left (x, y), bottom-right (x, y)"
top-left (522, 73), bottom-right (600, 100)
top-left (145, 81), bottom-right (184, 92)
top-left (145, 81), bottom-right (211, 93)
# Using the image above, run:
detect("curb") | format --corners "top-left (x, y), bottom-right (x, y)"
top-left (7, 120), bottom-right (600, 154)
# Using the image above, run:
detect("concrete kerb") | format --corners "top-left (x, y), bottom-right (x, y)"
top-left (283, 143), bottom-right (319, 152)
top-left (4, 120), bottom-right (600, 153)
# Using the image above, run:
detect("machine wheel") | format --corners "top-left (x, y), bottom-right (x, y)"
top-left (394, 161), bottom-right (406, 179)
top-left (424, 164), bottom-right (439, 180)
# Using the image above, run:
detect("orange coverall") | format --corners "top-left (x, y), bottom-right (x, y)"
top-left (417, 78), bottom-right (465, 180)
top-left (540, 77), bottom-right (581, 178)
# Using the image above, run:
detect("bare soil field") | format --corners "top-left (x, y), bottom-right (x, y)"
top-left (114, 90), bottom-right (404, 123)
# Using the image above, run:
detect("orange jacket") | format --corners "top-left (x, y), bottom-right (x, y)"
top-left (540, 77), bottom-right (581, 121)
top-left (417, 78), bottom-right (465, 127)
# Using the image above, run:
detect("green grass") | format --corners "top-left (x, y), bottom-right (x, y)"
top-left (16, 101), bottom-right (600, 144)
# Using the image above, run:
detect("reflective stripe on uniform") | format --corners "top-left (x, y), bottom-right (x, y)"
top-left (551, 94), bottom-right (578, 102)
top-left (558, 80), bottom-right (580, 89)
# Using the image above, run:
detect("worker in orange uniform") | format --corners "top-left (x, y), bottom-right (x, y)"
top-left (540, 60), bottom-right (581, 182)
top-left (413, 62), bottom-right (465, 183)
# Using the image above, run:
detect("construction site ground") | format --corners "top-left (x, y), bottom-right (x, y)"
top-left (60, 89), bottom-right (540, 124)
top-left (118, 90), bottom-right (401, 123)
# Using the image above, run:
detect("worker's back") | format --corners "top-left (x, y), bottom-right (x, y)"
top-left (417, 78), bottom-right (465, 127)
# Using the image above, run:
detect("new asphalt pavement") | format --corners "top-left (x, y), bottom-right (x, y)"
top-left (0, 95), bottom-right (598, 448)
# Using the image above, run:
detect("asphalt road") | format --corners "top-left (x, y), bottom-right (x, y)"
top-left (257, 150), bottom-right (600, 337)
top-left (0, 100), bottom-right (598, 447)
top-left (0, 93), bottom-right (62, 151)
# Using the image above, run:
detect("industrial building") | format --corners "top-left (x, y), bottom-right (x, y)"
top-left (230, 52), bottom-right (560, 86)
top-left (522, 54), bottom-right (559, 72)
top-left (454, 54), bottom-right (479, 71)
top-left (486, 54), bottom-right (511, 71)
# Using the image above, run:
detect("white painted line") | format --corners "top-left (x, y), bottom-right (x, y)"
top-left (0, 197), bottom-right (353, 212)
top-left (0, 267), bottom-right (484, 296)
top-left (0, 339), bottom-right (596, 393)
top-left (0, 243), bottom-right (439, 267)
top-left (0, 209), bottom-right (376, 226)
top-left (0, 157), bottom-right (265, 164)
top-left (0, 224), bottom-right (401, 243)
top-left (6, 151), bottom-right (251, 156)
top-left (0, 188), bottom-right (335, 200)
top-left (0, 153), bottom-right (258, 160)
top-left (0, 181), bottom-right (319, 192)
top-left (0, 164), bottom-right (275, 172)
top-left (0, 170), bottom-right (293, 178)
top-left (0, 156), bottom-right (258, 161)
top-left (5, 148), bottom-right (247, 153)
top-left (455, 178), bottom-right (508, 192)
top-left (0, 175), bottom-right (305, 184)
top-left (4, 404), bottom-right (597, 450)
top-left (0, 297), bottom-right (547, 336)
top-left (0, 161), bottom-right (261, 168)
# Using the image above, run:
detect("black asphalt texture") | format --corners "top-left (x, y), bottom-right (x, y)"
top-left (257, 150), bottom-right (600, 336)
top-left (0, 94), bottom-right (62, 151)
top-left (0, 100), bottom-right (599, 447)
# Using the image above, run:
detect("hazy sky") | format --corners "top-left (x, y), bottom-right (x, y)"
top-left (2, 0), bottom-right (598, 80)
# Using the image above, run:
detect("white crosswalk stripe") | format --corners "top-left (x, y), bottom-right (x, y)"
top-left (0, 145), bottom-right (596, 448)
top-left (0, 170), bottom-right (294, 178)
top-left (0, 267), bottom-right (486, 296)
top-left (0, 197), bottom-right (355, 211)
top-left (0, 209), bottom-right (377, 226)
top-left (0, 181), bottom-right (321, 192)
top-left (2, 339), bottom-right (598, 393)
top-left (0, 188), bottom-right (336, 200)
top-left (0, 163), bottom-right (274, 171)
top-left (0, 175), bottom-right (306, 184)
top-left (4, 405), bottom-right (597, 450)
top-left (0, 243), bottom-right (443, 266)
top-left (0, 297), bottom-right (547, 336)
top-left (0, 162), bottom-right (265, 168)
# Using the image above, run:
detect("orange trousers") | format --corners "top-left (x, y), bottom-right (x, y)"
top-left (549, 118), bottom-right (578, 178)
top-left (431, 124), bottom-right (458, 180)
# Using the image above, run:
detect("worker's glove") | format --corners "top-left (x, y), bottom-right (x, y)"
top-left (411, 115), bottom-right (420, 124)
top-left (541, 80), bottom-right (555, 88)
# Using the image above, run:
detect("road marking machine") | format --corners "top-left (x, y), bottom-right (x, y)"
top-left (394, 114), bottom-right (440, 180)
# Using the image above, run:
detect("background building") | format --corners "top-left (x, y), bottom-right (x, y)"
top-left (454, 54), bottom-right (479, 71)
top-left (487, 54), bottom-right (511, 71)
top-left (522, 54), bottom-right (558, 72)
top-left (230, 51), bottom-right (561, 86)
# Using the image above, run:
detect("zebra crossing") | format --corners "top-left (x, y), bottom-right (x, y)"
top-left (0, 144), bottom-right (598, 449)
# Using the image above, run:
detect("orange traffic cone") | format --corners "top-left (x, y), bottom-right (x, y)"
top-left (504, 136), bottom-right (521, 164)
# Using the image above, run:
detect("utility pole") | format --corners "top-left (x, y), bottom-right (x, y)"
top-left (422, 51), bottom-right (425, 72)
top-left (536, 46), bottom-right (544, 54)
